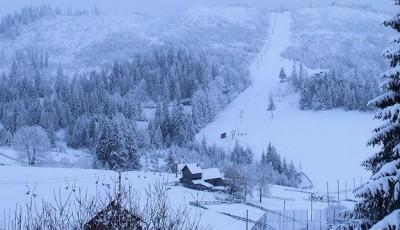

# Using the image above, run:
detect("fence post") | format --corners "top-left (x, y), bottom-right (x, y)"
top-left (333, 208), bottom-right (336, 226)
top-left (246, 209), bottom-right (249, 230)
top-left (262, 212), bottom-right (264, 230)
top-left (306, 210), bottom-right (309, 230)
top-left (310, 193), bottom-right (313, 221)
top-left (320, 209), bottom-right (322, 230)
top-left (292, 210), bottom-right (295, 230)
top-left (326, 182), bottom-right (330, 225)
top-left (283, 200), bottom-right (286, 230)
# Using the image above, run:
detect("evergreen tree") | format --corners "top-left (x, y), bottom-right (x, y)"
top-left (166, 150), bottom-right (177, 173)
top-left (96, 123), bottom-right (111, 166)
top-left (348, 3), bottom-right (400, 229)
top-left (230, 141), bottom-right (245, 165)
top-left (267, 95), bottom-right (276, 118)
top-left (279, 67), bottom-right (287, 82)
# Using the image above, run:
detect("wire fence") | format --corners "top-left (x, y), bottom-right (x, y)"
top-left (251, 209), bottom-right (347, 230)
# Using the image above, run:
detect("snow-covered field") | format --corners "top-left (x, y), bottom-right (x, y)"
top-left (0, 165), bottom-right (354, 229)
top-left (0, 131), bottom-right (93, 168)
top-left (197, 12), bottom-right (378, 193)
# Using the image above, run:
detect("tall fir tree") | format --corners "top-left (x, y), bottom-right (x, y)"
top-left (348, 2), bottom-right (400, 228)
top-left (278, 67), bottom-right (287, 82)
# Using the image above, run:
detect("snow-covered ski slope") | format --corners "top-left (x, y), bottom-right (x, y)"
top-left (197, 12), bottom-right (378, 192)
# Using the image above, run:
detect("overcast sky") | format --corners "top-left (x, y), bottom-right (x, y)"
top-left (0, 0), bottom-right (393, 17)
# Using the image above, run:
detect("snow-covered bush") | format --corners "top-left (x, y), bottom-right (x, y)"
top-left (12, 126), bottom-right (50, 165)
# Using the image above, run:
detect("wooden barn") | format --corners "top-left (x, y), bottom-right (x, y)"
top-left (202, 168), bottom-right (224, 186)
top-left (181, 163), bottom-right (202, 180)
top-left (179, 164), bottom-right (224, 191)
top-left (84, 200), bottom-right (142, 230)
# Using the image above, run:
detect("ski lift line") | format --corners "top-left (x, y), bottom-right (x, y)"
top-left (0, 173), bottom-right (112, 185)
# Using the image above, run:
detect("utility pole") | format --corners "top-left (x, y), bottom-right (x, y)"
top-left (327, 181), bottom-right (330, 225)
top-left (283, 199), bottom-right (286, 230)
top-left (310, 193), bottom-right (313, 221)
top-left (337, 180), bottom-right (340, 202)
top-left (326, 182), bottom-right (330, 207)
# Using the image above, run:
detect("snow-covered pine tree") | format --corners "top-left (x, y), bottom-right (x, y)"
top-left (166, 150), bottom-right (177, 173)
top-left (348, 2), bottom-right (400, 228)
top-left (267, 95), bottom-right (276, 118)
top-left (279, 67), bottom-right (287, 82)
top-left (96, 123), bottom-right (111, 166)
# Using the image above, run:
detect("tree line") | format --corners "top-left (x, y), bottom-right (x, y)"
top-left (0, 45), bottom-right (249, 169)
top-left (288, 64), bottom-right (379, 111)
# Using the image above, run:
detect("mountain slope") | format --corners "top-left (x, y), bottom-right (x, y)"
top-left (197, 11), bottom-right (378, 192)
top-left (0, 6), bottom-right (269, 73)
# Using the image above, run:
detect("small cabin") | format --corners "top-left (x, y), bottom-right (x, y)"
top-left (180, 164), bottom-right (224, 191)
top-left (220, 132), bottom-right (227, 139)
top-left (202, 168), bottom-right (224, 186)
top-left (181, 164), bottom-right (202, 180)
top-left (84, 200), bottom-right (142, 230)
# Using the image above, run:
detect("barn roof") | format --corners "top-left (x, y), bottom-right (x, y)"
top-left (183, 163), bottom-right (202, 174)
top-left (202, 168), bottom-right (223, 180)
top-left (192, 179), bottom-right (213, 188)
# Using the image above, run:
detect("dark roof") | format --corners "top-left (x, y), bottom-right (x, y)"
top-left (182, 163), bottom-right (202, 174)
top-left (85, 200), bottom-right (142, 230)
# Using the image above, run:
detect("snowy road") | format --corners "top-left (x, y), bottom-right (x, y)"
top-left (197, 12), bottom-right (377, 192)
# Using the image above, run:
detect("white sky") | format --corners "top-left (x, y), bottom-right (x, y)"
top-left (0, 0), bottom-right (393, 17)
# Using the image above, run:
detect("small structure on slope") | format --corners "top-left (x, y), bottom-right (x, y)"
top-left (180, 163), bottom-right (225, 190)
top-left (181, 163), bottom-right (202, 180)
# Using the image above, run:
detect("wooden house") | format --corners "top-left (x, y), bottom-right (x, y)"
top-left (180, 164), bottom-right (224, 190)
top-left (181, 163), bottom-right (202, 180)
top-left (202, 168), bottom-right (224, 186)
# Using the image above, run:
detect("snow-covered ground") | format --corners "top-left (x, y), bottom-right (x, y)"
top-left (0, 130), bottom-right (93, 168)
top-left (197, 12), bottom-right (378, 193)
top-left (0, 165), bottom-right (353, 229)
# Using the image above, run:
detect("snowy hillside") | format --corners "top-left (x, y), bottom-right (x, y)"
top-left (0, 1), bottom-right (397, 228)
top-left (283, 6), bottom-right (392, 72)
top-left (197, 9), bottom-right (380, 193)
top-left (0, 6), bottom-right (269, 72)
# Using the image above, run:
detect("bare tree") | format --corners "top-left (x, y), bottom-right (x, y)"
top-left (13, 126), bottom-right (50, 165)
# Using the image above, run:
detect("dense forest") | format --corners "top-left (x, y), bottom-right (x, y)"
top-left (289, 64), bottom-right (380, 111)
top-left (0, 6), bottom-right (304, 198)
